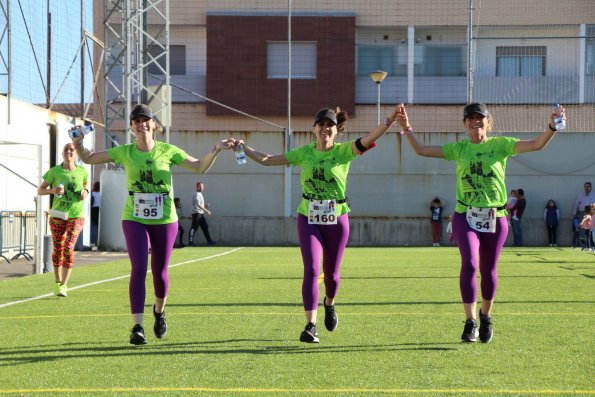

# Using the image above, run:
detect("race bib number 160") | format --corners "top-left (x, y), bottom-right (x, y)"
top-left (308, 199), bottom-right (337, 225)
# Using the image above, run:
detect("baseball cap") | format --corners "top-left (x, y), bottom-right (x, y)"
top-left (463, 103), bottom-right (489, 119)
top-left (313, 108), bottom-right (337, 126)
top-left (130, 104), bottom-right (154, 121)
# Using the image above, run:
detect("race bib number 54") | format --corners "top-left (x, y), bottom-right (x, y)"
top-left (466, 207), bottom-right (496, 233)
top-left (308, 199), bottom-right (337, 225)
top-left (133, 193), bottom-right (164, 220)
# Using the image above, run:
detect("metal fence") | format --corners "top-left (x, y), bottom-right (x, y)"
top-left (0, 211), bottom-right (36, 263)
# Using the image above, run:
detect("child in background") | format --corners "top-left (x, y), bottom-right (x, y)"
top-left (428, 196), bottom-right (446, 247)
top-left (580, 205), bottom-right (592, 251)
top-left (572, 215), bottom-right (580, 248)
top-left (506, 189), bottom-right (517, 223)
top-left (543, 199), bottom-right (559, 247)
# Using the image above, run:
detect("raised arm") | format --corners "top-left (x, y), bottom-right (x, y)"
top-left (395, 103), bottom-right (445, 158)
top-left (72, 135), bottom-right (112, 164)
top-left (180, 138), bottom-right (235, 173)
top-left (237, 141), bottom-right (289, 166)
top-left (352, 105), bottom-right (399, 155)
top-left (514, 106), bottom-right (563, 154)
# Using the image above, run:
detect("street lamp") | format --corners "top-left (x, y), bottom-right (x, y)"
top-left (369, 70), bottom-right (388, 124)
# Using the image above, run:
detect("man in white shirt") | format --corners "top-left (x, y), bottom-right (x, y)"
top-left (188, 181), bottom-right (216, 246)
top-left (574, 182), bottom-right (595, 218)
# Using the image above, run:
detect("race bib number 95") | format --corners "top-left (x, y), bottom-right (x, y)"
top-left (466, 207), bottom-right (496, 233)
top-left (308, 199), bottom-right (337, 225)
top-left (133, 193), bottom-right (164, 220)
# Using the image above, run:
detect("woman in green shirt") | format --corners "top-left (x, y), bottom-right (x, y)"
top-left (397, 102), bottom-right (565, 343)
top-left (38, 143), bottom-right (89, 298)
top-left (237, 106), bottom-right (398, 343)
top-left (73, 104), bottom-right (235, 345)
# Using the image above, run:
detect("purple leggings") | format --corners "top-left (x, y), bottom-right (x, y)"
top-left (122, 220), bottom-right (178, 314)
top-left (452, 212), bottom-right (508, 304)
top-left (297, 214), bottom-right (350, 311)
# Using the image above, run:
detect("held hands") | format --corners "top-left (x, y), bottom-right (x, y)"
top-left (214, 138), bottom-right (236, 152)
top-left (395, 103), bottom-right (411, 130)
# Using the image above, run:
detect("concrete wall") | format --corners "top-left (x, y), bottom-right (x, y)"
top-left (153, 128), bottom-right (595, 247)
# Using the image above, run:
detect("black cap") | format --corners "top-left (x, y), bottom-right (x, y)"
top-left (463, 103), bottom-right (489, 119)
top-left (313, 108), bottom-right (337, 126)
top-left (130, 104), bottom-right (154, 121)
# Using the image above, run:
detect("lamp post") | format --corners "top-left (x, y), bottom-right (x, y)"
top-left (369, 70), bottom-right (388, 124)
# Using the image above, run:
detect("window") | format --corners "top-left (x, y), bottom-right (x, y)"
top-left (587, 25), bottom-right (595, 76)
top-left (357, 45), bottom-right (396, 76)
top-left (147, 45), bottom-right (186, 76)
top-left (267, 41), bottom-right (316, 79)
top-left (416, 45), bottom-right (465, 77)
top-left (496, 46), bottom-right (545, 77)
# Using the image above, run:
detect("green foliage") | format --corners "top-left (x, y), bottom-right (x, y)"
top-left (0, 247), bottom-right (593, 396)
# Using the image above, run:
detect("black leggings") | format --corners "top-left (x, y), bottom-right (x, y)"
top-left (189, 213), bottom-right (213, 244)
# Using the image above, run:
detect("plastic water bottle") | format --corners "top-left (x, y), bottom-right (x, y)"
top-left (552, 104), bottom-right (566, 131)
top-left (56, 183), bottom-right (64, 198)
top-left (234, 144), bottom-right (247, 165)
top-left (68, 124), bottom-right (94, 139)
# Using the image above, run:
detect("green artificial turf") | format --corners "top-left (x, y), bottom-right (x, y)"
top-left (0, 247), bottom-right (593, 396)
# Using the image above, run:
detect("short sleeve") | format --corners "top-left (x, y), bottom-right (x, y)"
top-left (442, 142), bottom-right (458, 161)
top-left (108, 145), bottom-right (126, 164)
top-left (285, 145), bottom-right (308, 166)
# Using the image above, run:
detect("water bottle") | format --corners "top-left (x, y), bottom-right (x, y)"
top-left (68, 124), bottom-right (94, 139)
top-left (234, 144), bottom-right (247, 165)
top-left (56, 183), bottom-right (64, 198)
top-left (552, 104), bottom-right (566, 132)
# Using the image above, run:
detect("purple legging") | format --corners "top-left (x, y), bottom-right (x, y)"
top-left (297, 214), bottom-right (350, 311)
top-left (452, 212), bottom-right (508, 304)
top-left (122, 220), bottom-right (178, 314)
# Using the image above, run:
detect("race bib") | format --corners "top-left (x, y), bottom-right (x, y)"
top-left (308, 199), bottom-right (337, 225)
top-left (466, 207), bottom-right (496, 233)
top-left (133, 193), bottom-right (164, 220)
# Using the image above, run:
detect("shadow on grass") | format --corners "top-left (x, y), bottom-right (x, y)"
top-left (0, 340), bottom-right (458, 367)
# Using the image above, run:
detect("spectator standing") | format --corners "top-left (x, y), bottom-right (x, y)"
top-left (428, 196), bottom-right (446, 246)
top-left (188, 181), bottom-right (217, 246)
top-left (446, 214), bottom-right (456, 246)
top-left (572, 215), bottom-right (581, 248)
top-left (174, 197), bottom-right (185, 248)
top-left (511, 188), bottom-right (526, 246)
top-left (543, 199), bottom-right (559, 247)
top-left (90, 181), bottom-right (101, 246)
top-left (574, 182), bottom-right (595, 219)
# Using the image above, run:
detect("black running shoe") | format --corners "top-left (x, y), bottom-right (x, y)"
top-left (478, 310), bottom-right (493, 343)
top-left (299, 322), bottom-right (319, 343)
top-left (323, 299), bottom-right (338, 332)
top-left (153, 304), bottom-right (167, 339)
top-left (461, 319), bottom-right (478, 342)
top-left (130, 324), bottom-right (147, 345)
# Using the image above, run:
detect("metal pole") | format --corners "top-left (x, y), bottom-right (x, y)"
top-left (284, 0), bottom-right (292, 217)
top-left (467, 0), bottom-right (473, 103)
top-left (80, 0), bottom-right (85, 117)
top-left (376, 83), bottom-right (381, 124)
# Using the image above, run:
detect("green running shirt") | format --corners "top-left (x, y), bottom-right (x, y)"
top-left (108, 141), bottom-right (187, 224)
top-left (285, 141), bottom-right (357, 217)
top-left (43, 164), bottom-right (89, 218)
top-left (442, 136), bottom-right (518, 217)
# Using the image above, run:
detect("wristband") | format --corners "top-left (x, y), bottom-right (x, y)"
top-left (548, 124), bottom-right (557, 132)
top-left (354, 137), bottom-right (376, 154)
top-left (400, 128), bottom-right (413, 136)
top-left (384, 116), bottom-right (398, 128)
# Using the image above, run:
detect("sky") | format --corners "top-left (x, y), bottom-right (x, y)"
top-left (0, 0), bottom-right (94, 106)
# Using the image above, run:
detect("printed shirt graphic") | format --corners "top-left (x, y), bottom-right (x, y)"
top-left (43, 165), bottom-right (88, 218)
top-left (108, 141), bottom-right (187, 224)
top-left (442, 136), bottom-right (518, 217)
top-left (285, 141), bottom-right (357, 217)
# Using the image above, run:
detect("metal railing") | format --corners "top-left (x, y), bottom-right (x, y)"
top-left (0, 211), bottom-right (36, 263)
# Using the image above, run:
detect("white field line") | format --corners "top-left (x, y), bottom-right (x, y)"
top-left (0, 247), bottom-right (244, 310)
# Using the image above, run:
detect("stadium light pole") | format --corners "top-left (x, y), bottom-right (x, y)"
top-left (369, 70), bottom-right (388, 124)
